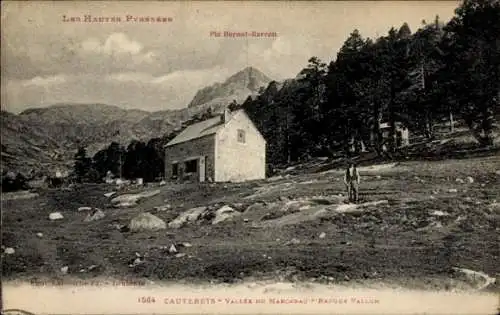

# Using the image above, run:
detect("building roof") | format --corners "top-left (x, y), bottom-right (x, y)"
top-left (165, 116), bottom-right (224, 147)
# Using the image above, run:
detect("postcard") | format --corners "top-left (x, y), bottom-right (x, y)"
top-left (1, 1), bottom-right (499, 314)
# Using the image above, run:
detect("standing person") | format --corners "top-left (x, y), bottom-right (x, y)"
top-left (343, 161), bottom-right (361, 203)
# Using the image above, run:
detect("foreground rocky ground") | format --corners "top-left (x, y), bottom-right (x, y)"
top-left (2, 156), bottom-right (499, 293)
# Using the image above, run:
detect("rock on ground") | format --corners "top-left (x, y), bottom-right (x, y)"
top-left (2, 191), bottom-right (39, 201)
top-left (78, 206), bottom-right (92, 212)
top-left (168, 207), bottom-right (207, 229)
top-left (111, 190), bottom-right (160, 207)
top-left (430, 210), bottom-right (450, 217)
top-left (104, 192), bottom-right (116, 198)
top-left (212, 205), bottom-right (241, 225)
top-left (49, 212), bottom-right (64, 220)
top-left (129, 212), bottom-right (166, 232)
top-left (154, 204), bottom-right (171, 212)
top-left (84, 208), bottom-right (106, 222)
top-left (4, 247), bottom-right (15, 255)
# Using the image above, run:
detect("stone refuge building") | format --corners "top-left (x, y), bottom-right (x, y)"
top-left (164, 108), bottom-right (266, 183)
top-left (372, 122), bottom-right (410, 147)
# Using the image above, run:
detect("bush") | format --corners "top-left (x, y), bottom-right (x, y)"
top-left (1, 172), bottom-right (29, 192)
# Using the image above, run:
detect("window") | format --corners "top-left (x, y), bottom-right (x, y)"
top-left (171, 163), bottom-right (178, 177)
top-left (184, 159), bottom-right (197, 173)
top-left (237, 129), bottom-right (246, 143)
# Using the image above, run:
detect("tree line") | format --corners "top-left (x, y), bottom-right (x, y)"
top-left (237, 0), bottom-right (499, 165)
top-left (73, 0), bottom-right (499, 183)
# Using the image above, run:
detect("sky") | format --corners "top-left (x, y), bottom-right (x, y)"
top-left (1, 1), bottom-right (460, 114)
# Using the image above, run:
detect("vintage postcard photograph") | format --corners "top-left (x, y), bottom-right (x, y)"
top-left (1, 1), bottom-right (499, 314)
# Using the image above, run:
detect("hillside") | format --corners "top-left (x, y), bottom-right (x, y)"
top-left (2, 156), bottom-right (499, 298)
top-left (1, 67), bottom-right (274, 176)
top-left (0, 111), bottom-right (69, 176)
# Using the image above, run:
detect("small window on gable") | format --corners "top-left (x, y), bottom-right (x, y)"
top-left (237, 129), bottom-right (246, 143)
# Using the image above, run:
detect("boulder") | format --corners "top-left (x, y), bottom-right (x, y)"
top-left (466, 176), bottom-right (474, 184)
top-left (129, 212), bottom-right (166, 232)
top-left (319, 232), bottom-right (326, 239)
top-left (111, 190), bottom-right (160, 207)
top-left (78, 206), bottom-right (92, 212)
top-left (448, 188), bottom-right (458, 193)
top-left (430, 210), bottom-right (449, 217)
top-left (61, 266), bottom-right (69, 274)
top-left (154, 204), bottom-right (171, 212)
top-left (169, 244), bottom-right (177, 253)
top-left (212, 205), bottom-right (241, 225)
top-left (49, 212), bottom-right (64, 220)
top-left (168, 207), bottom-right (207, 228)
top-left (104, 192), bottom-right (116, 198)
top-left (4, 247), bottom-right (15, 255)
top-left (36, 232), bottom-right (43, 238)
top-left (84, 208), bottom-right (105, 222)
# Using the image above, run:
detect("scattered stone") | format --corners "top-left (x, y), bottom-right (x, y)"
top-left (452, 267), bottom-right (496, 291)
top-left (181, 242), bottom-right (193, 248)
top-left (456, 178), bottom-right (465, 184)
top-left (466, 176), bottom-right (474, 184)
top-left (430, 210), bottom-right (450, 217)
top-left (376, 175), bottom-right (382, 179)
top-left (129, 212), bottom-right (166, 232)
top-left (481, 184), bottom-right (486, 187)
top-left (104, 192), bottom-right (116, 198)
top-left (154, 204), bottom-right (171, 212)
top-left (84, 208), bottom-right (105, 222)
top-left (130, 258), bottom-right (143, 267)
top-left (4, 247), bottom-right (15, 255)
top-left (159, 180), bottom-right (167, 186)
top-left (78, 206), bottom-right (92, 212)
top-left (168, 207), bottom-right (207, 229)
top-left (286, 238), bottom-right (301, 245)
top-left (61, 266), bottom-right (69, 274)
top-left (2, 191), bottom-right (39, 201)
top-left (169, 244), bottom-right (177, 254)
top-left (88, 265), bottom-right (98, 271)
top-left (212, 205), bottom-right (241, 225)
top-left (243, 218), bottom-right (249, 222)
top-left (36, 232), bottom-right (43, 238)
top-left (175, 253), bottom-right (187, 258)
top-left (319, 232), bottom-right (326, 239)
top-left (49, 212), bottom-right (64, 221)
top-left (111, 190), bottom-right (160, 208)
top-left (448, 188), bottom-right (458, 193)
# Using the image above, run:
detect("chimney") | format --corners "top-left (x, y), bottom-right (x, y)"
top-left (221, 108), bottom-right (231, 124)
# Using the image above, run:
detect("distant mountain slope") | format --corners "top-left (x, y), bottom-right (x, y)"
top-left (188, 67), bottom-right (272, 109)
top-left (19, 103), bottom-right (149, 125)
top-left (1, 111), bottom-right (69, 176)
top-left (1, 67), bottom-right (275, 176)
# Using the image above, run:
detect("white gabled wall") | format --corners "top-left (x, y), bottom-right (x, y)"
top-left (214, 111), bottom-right (266, 182)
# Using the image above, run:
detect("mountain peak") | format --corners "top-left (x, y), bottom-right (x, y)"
top-left (188, 67), bottom-right (272, 108)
